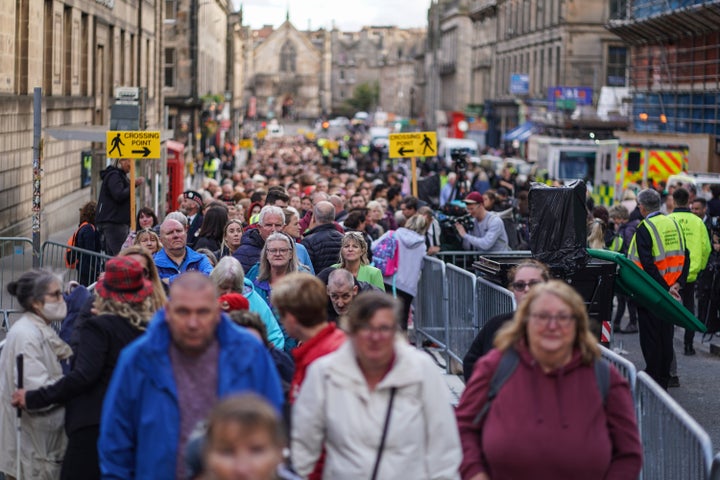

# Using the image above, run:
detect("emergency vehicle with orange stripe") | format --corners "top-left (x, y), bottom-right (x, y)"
top-left (527, 135), bottom-right (688, 205)
top-left (613, 142), bottom-right (689, 201)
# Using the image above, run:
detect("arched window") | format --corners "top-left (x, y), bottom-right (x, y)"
top-left (280, 41), bottom-right (296, 72)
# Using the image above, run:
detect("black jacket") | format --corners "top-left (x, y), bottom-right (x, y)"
top-left (301, 223), bottom-right (344, 273)
top-left (462, 311), bottom-right (514, 382)
top-left (187, 213), bottom-right (204, 248)
top-left (232, 227), bottom-right (265, 272)
top-left (25, 313), bottom-right (144, 434)
top-left (96, 166), bottom-right (131, 225)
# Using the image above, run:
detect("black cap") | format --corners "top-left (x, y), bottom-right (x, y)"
top-left (183, 190), bottom-right (204, 207)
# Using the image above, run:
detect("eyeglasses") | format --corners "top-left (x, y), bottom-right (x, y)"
top-left (267, 248), bottom-right (290, 255)
top-left (511, 280), bottom-right (543, 291)
top-left (530, 312), bottom-right (575, 327)
top-left (45, 290), bottom-right (63, 300)
top-left (357, 324), bottom-right (396, 337)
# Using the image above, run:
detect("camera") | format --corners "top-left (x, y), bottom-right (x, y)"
top-left (439, 213), bottom-right (474, 249)
top-left (451, 150), bottom-right (469, 174)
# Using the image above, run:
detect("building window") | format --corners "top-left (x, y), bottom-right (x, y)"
top-left (609, 0), bottom-right (627, 19)
top-left (607, 46), bottom-right (628, 86)
top-left (280, 40), bottom-right (296, 73)
top-left (165, 0), bottom-right (176, 21)
top-left (164, 47), bottom-right (175, 88)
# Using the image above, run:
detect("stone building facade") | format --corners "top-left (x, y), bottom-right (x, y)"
top-left (244, 20), bottom-right (331, 120)
top-left (0, 0), bottom-right (163, 237)
top-left (330, 27), bottom-right (426, 118)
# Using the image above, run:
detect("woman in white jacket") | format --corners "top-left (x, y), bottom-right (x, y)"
top-left (373, 213), bottom-right (428, 329)
top-left (0, 269), bottom-right (72, 479)
top-left (291, 291), bottom-right (461, 480)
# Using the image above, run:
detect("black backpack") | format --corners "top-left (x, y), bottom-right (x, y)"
top-left (472, 347), bottom-right (611, 425)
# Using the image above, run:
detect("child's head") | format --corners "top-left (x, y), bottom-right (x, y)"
top-left (203, 394), bottom-right (285, 480)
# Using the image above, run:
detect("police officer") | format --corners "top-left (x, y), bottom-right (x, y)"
top-left (628, 189), bottom-right (688, 390)
top-left (670, 187), bottom-right (711, 355)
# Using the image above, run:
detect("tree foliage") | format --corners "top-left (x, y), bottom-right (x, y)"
top-left (344, 81), bottom-right (379, 112)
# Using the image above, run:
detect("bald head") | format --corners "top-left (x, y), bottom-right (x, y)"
top-left (313, 201), bottom-right (336, 224)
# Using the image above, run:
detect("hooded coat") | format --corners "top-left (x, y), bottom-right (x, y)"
top-left (455, 342), bottom-right (642, 480)
top-left (375, 227), bottom-right (427, 297)
top-left (96, 165), bottom-right (131, 225)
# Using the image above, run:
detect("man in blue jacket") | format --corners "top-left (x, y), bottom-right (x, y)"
top-left (154, 218), bottom-right (214, 283)
top-left (98, 272), bottom-right (284, 479)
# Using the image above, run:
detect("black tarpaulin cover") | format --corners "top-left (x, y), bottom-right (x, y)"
top-left (528, 180), bottom-right (590, 275)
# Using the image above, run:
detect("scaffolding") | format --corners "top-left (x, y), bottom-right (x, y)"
top-left (607, 0), bottom-right (720, 137)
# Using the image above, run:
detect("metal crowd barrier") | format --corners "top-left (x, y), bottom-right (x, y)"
top-left (475, 276), bottom-right (516, 332)
top-left (445, 264), bottom-right (478, 365)
top-left (0, 237), bottom-right (35, 332)
top-left (40, 240), bottom-right (110, 287)
top-left (599, 345), bottom-right (638, 399)
top-left (635, 371), bottom-right (713, 480)
top-left (710, 452), bottom-right (720, 480)
top-left (434, 251), bottom-right (481, 271)
top-left (414, 257), bottom-right (450, 371)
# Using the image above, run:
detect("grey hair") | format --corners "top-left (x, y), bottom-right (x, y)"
top-left (637, 189), bottom-right (661, 213)
top-left (210, 256), bottom-right (246, 293)
top-left (328, 268), bottom-right (355, 289)
top-left (7, 269), bottom-right (63, 312)
top-left (165, 211), bottom-right (188, 227)
top-left (259, 205), bottom-right (286, 226)
top-left (257, 232), bottom-right (298, 282)
top-left (313, 201), bottom-right (335, 224)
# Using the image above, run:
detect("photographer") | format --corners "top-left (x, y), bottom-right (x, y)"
top-left (455, 192), bottom-right (510, 253)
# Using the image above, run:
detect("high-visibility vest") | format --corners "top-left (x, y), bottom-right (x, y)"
top-left (628, 213), bottom-right (686, 286)
top-left (203, 157), bottom-right (220, 177)
top-left (670, 210), bottom-right (711, 283)
top-left (608, 234), bottom-right (624, 253)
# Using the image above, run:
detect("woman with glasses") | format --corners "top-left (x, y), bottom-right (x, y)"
top-left (246, 232), bottom-right (308, 308)
top-left (0, 269), bottom-right (73, 479)
top-left (324, 232), bottom-right (385, 291)
top-left (462, 259), bottom-right (549, 381)
top-left (10, 257), bottom-right (155, 480)
top-left (282, 207), bottom-right (314, 273)
top-left (456, 281), bottom-right (642, 480)
top-left (292, 291), bottom-right (461, 479)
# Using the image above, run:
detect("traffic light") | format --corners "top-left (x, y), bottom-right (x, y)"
top-left (322, 121), bottom-right (330, 131)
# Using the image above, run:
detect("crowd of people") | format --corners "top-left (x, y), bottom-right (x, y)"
top-left (0, 131), bottom-right (657, 479)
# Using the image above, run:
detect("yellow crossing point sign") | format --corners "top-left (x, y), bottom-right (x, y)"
top-left (106, 131), bottom-right (161, 159)
top-left (239, 139), bottom-right (254, 149)
top-left (389, 131), bottom-right (437, 158)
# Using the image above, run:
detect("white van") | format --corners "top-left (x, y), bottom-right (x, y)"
top-left (666, 172), bottom-right (720, 198)
top-left (438, 138), bottom-right (480, 168)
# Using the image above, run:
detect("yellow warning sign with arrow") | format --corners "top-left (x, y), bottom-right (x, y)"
top-left (106, 131), bottom-right (161, 159)
top-left (388, 132), bottom-right (437, 158)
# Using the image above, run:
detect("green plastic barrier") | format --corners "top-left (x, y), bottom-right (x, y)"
top-left (587, 248), bottom-right (706, 332)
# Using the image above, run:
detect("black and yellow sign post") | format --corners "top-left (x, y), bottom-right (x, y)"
top-left (388, 132), bottom-right (438, 197)
top-left (106, 130), bottom-right (161, 230)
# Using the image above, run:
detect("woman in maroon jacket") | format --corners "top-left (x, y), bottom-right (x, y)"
top-left (456, 280), bottom-right (642, 480)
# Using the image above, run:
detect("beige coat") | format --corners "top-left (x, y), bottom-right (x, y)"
top-left (292, 339), bottom-right (461, 480)
top-left (0, 312), bottom-right (71, 479)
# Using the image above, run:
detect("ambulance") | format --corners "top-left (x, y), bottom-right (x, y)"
top-left (613, 142), bottom-right (689, 201)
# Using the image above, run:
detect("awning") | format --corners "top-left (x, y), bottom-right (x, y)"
top-left (502, 121), bottom-right (536, 142)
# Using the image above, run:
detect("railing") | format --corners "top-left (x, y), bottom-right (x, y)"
top-left (414, 257), bottom-right (450, 371)
top-left (445, 264), bottom-right (477, 365)
top-left (476, 276), bottom-right (516, 331)
top-left (0, 237), bottom-right (35, 332)
top-left (40, 241), bottom-right (110, 287)
top-left (600, 344), bottom-right (638, 399)
top-left (636, 371), bottom-right (714, 480)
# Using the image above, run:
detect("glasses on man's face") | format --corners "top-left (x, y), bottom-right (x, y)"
top-left (529, 312), bottom-right (575, 328)
top-left (267, 248), bottom-right (290, 256)
top-left (511, 280), bottom-right (543, 291)
top-left (357, 324), bottom-right (396, 337)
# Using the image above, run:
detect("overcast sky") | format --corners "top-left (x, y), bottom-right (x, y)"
top-left (239, 0), bottom-right (432, 31)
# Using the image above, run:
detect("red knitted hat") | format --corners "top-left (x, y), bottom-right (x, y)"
top-left (218, 293), bottom-right (249, 312)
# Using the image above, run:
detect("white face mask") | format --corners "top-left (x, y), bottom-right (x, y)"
top-left (41, 300), bottom-right (67, 321)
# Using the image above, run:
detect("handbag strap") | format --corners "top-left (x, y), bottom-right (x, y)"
top-left (370, 387), bottom-right (397, 480)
